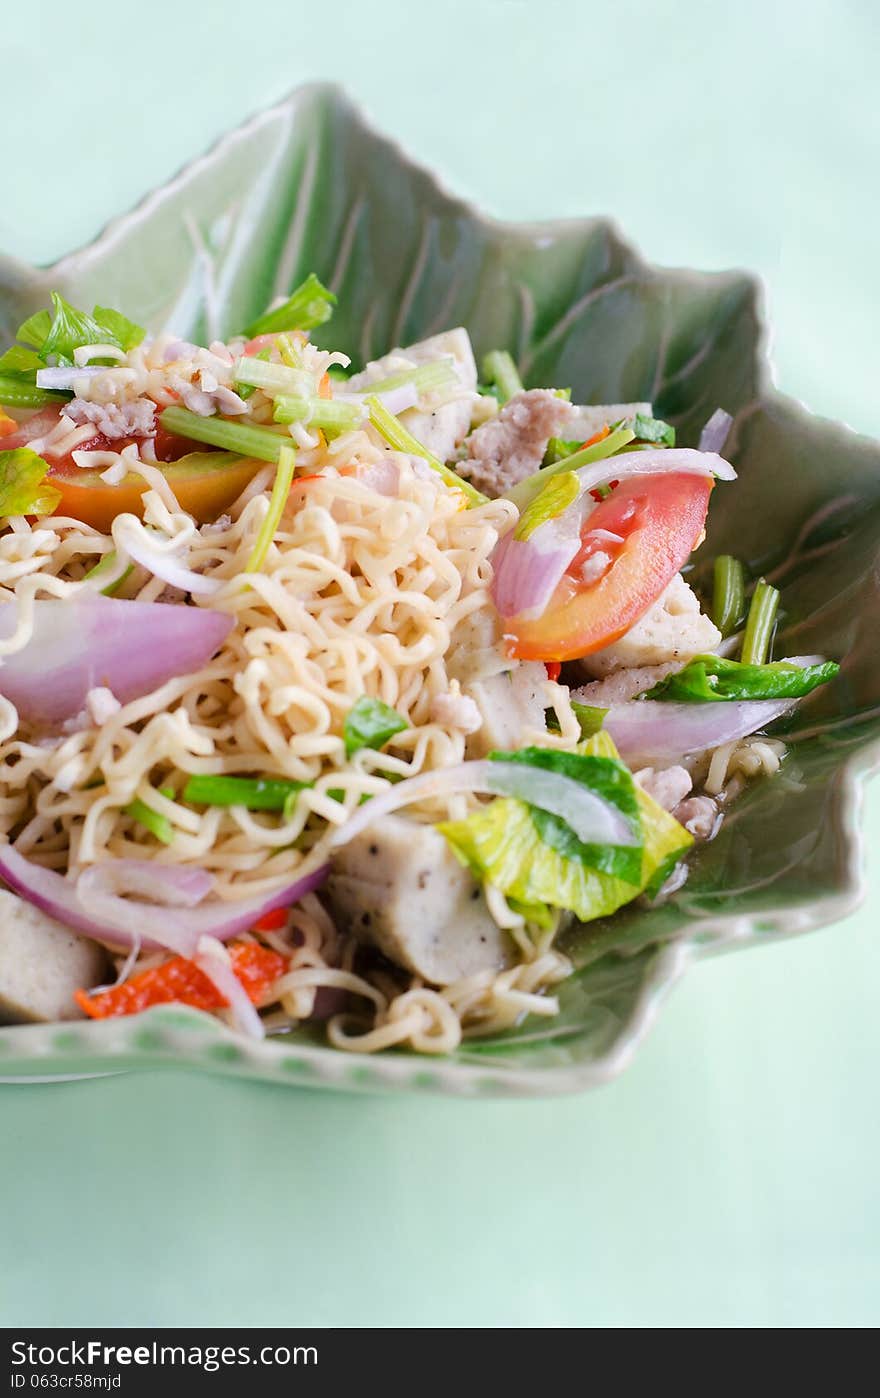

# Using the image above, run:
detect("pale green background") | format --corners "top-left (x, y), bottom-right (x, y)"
top-left (2, 0), bottom-right (879, 1328)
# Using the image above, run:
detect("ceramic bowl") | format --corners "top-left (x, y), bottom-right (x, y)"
top-left (2, 84), bottom-right (878, 1095)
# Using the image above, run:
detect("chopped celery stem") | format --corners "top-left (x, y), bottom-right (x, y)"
top-left (183, 774), bottom-right (310, 810)
top-left (233, 356), bottom-right (312, 396)
top-left (83, 551), bottom-right (134, 597)
top-left (272, 396), bottom-right (362, 434)
top-left (365, 396), bottom-right (487, 506)
top-left (482, 350), bottom-right (523, 403)
top-left (159, 407), bottom-right (285, 463)
top-left (712, 555), bottom-right (746, 638)
top-left (0, 376), bottom-right (67, 409)
top-left (509, 425), bottom-right (636, 511)
top-left (366, 359), bottom-right (456, 396)
top-left (740, 578), bottom-right (779, 665)
top-left (244, 443), bottom-right (296, 572)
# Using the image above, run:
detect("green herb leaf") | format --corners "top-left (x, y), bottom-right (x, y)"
top-left (15, 308), bottom-right (52, 350)
top-left (243, 273), bottom-right (337, 339)
top-left (0, 448), bottom-right (62, 517)
top-left (40, 293), bottom-right (119, 366)
top-left (343, 696), bottom-right (408, 757)
top-left (183, 774), bottom-right (311, 810)
top-left (633, 412), bottom-right (675, 446)
top-left (644, 654), bottom-right (840, 703)
top-left (92, 305), bottom-right (145, 352)
top-left (14, 293), bottom-right (145, 367)
top-left (490, 746), bottom-right (643, 883)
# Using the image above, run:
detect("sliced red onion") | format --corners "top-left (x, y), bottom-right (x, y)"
top-left (699, 408), bottom-right (734, 455)
top-left (594, 654), bottom-right (823, 762)
top-left (600, 697), bottom-right (797, 763)
top-left (79, 859), bottom-right (214, 908)
top-left (0, 841), bottom-right (329, 954)
top-left (574, 447), bottom-right (735, 497)
top-left (114, 518), bottom-right (221, 596)
top-left (196, 935), bottom-right (265, 1040)
top-left (328, 759), bottom-right (637, 851)
top-left (491, 500), bottom-right (588, 622)
top-left (0, 596), bottom-right (233, 727)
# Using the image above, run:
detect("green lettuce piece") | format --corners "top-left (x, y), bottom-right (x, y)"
top-left (644, 654), bottom-right (840, 702)
top-left (243, 273), bottom-right (337, 338)
top-left (343, 696), bottom-right (408, 757)
top-left (490, 747), bottom-right (642, 884)
top-left (0, 448), bottom-right (62, 517)
top-left (438, 732), bottom-right (692, 924)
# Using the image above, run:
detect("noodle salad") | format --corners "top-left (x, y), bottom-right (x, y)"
top-left (0, 279), bottom-right (839, 1052)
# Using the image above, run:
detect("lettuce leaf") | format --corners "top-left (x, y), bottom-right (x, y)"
top-left (0, 448), bottom-right (62, 517)
top-left (633, 412), bottom-right (675, 446)
top-left (644, 654), bottom-right (840, 702)
top-left (438, 732), bottom-right (692, 924)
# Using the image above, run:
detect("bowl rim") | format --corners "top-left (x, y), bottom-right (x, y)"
top-left (1, 81), bottom-right (878, 1097)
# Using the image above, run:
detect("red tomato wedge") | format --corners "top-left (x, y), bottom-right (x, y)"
top-left (506, 471), bottom-right (713, 662)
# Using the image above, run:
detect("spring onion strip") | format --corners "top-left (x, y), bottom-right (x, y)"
top-left (740, 578), bottom-right (779, 665)
top-left (124, 796), bottom-right (174, 845)
top-left (712, 555), bottom-right (746, 638)
top-left (159, 407), bottom-right (285, 463)
top-left (244, 444), bottom-right (296, 573)
top-left (482, 350), bottom-right (523, 403)
top-left (365, 396), bottom-right (487, 506)
top-left (183, 774), bottom-right (310, 810)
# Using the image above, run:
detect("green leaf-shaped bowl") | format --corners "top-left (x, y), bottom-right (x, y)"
top-left (1, 84), bottom-right (878, 1096)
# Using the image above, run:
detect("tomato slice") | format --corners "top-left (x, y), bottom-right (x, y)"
top-left (506, 472), bottom-right (713, 662)
top-left (2, 406), bottom-right (263, 529)
top-left (49, 454), bottom-right (265, 532)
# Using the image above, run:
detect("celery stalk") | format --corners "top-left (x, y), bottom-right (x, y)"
top-left (159, 407), bottom-right (286, 464)
top-left (365, 396), bottom-right (487, 507)
top-left (244, 444), bottom-right (296, 573)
